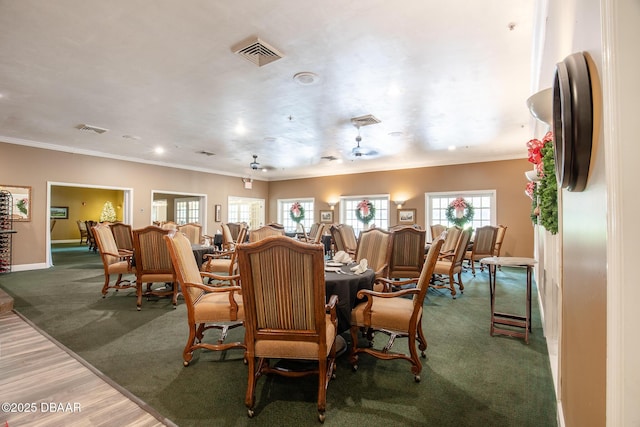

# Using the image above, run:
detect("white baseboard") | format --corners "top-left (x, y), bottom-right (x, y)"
top-left (10, 263), bottom-right (49, 272)
top-left (52, 239), bottom-right (82, 244)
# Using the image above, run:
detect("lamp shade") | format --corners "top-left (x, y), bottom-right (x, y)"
top-left (526, 88), bottom-right (553, 125)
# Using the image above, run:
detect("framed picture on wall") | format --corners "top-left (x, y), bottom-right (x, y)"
top-left (215, 204), bottom-right (222, 222)
top-left (50, 206), bottom-right (69, 219)
top-left (397, 208), bottom-right (416, 224)
top-left (320, 210), bottom-right (333, 223)
top-left (0, 185), bottom-right (32, 222)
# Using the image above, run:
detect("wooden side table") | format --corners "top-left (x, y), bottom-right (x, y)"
top-left (480, 256), bottom-right (537, 344)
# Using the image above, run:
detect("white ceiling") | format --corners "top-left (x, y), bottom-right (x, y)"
top-left (0, 1), bottom-right (537, 181)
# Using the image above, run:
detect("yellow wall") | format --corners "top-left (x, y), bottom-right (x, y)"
top-left (50, 187), bottom-right (124, 241)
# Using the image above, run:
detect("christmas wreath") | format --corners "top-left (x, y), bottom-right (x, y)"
top-left (355, 199), bottom-right (376, 224)
top-left (525, 131), bottom-right (558, 234)
top-left (445, 197), bottom-right (474, 228)
top-left (289, 202), bottom-right (305, 223)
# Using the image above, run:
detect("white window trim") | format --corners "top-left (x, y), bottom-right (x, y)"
top-left (339, 194), bottom-right (390, 231)
top-left (425, 189), bottom-right (497, 227)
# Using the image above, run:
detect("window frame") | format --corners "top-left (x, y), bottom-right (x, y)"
top-left (425, 190), bottom-right (497, 239)
top-left (277, 198), bottom-right (315, 233)
top-left (339, 194), bottom-right (390, 235)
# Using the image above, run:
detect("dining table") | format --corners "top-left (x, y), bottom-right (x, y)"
top-left (190, 244), bottom-right (218, 269)
top-left (324, 263), bottom-right (375, 334)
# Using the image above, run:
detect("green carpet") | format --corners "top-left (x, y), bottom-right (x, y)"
top-left (0, 244), bottom-right (557, 426)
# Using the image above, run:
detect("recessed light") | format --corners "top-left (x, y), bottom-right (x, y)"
top-left (154, 147), bottom-right (165, 154)
top-left (448, 146), bottom-right (456, 151)
top-left (293, 72), bottom-right (319, 85)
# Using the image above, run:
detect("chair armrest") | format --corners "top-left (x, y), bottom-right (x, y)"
top-left (200, 272), bottom-right (240, 282)
top-left (375, 277), bottom-right (418, 292)
top-left (437, 251), bottom-right (455, 260)
top-left (203, 250), bottom-right (234, 260)
top-left (183, 280), bottom-right (241, 294)
top-left (326, 294), bottom-right (338, 322)
top-left (357, 287), bottom-right (418, 300)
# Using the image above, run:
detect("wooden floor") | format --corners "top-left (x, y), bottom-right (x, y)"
top-left (0, 311), bottom-right (176, 427)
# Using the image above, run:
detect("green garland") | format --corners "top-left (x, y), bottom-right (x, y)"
top-left (355, 202), bottom-right (376, 224)
top-left (289, 203), bottom-right (305, 223)
top-left (445, 200), bottom-right (475, 228)
top-left (537, 143), bottom-right (558, 234)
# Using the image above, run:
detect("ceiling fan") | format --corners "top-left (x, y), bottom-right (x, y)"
top-left (351, 126), bottom-right (378, 158)
top-left (249, 154), bottom-right (261, 170)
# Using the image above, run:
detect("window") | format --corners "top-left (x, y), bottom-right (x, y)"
top-left (277, 198), bottom-right (315, 233)
top-left (426, 190), bottom-right (496, 235)
top-left (152, 199), bottom-right (167, 223)
top-left (340, 195), bottom-right (390, 235)
top-left (228, 196), bottom-right (265, 230)
top-left (175, 197), bottom-right (200, 224)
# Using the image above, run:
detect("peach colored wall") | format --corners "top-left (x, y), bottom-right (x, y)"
top-left (269, 158), bottom-right (534, 258)
top-left (0, 142), bottom-right (269, 267)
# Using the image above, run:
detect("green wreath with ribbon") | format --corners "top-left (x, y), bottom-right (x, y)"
top-left (445, 198), bottom-right (475, 227)
top-left (355, 200), bottom-right (376, 224)
top-left (289, 202), bottom-right (305, 223)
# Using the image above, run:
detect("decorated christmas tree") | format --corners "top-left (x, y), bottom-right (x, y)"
top-left (100, 201), bottom-right (117, 222)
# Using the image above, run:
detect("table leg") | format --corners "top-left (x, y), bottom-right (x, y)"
top-left (488, 263), bottom-right (496, 337)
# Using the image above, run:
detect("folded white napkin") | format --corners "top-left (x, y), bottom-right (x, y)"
top-left (334, 251), bottom-right (353, 264)
top-left (351, 258), bottom-right (368, 274)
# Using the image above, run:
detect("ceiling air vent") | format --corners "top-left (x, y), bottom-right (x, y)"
top-left (350, 114), bottom-right (381, 127)
top-left (197, 150), bottom-right (215, 157)
top-left (232, 37), bottom-right (284, 67)
top-left (75, 124), bottom-right (109, 134)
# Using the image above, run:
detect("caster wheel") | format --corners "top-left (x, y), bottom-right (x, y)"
top-left (137, 307), bottom-right (141, 311)
top-left (102, 295), bottom-right (106, 299)
top-left (318, 413), bottom-right (325, 423)
top-left (352, 364), bottom-right (358, 372)
top-left (414, 375), bottom-right (421, 383)
top-left (421, 352), bottom-right (426, 358)
top-left (183, 361), bottom-right (189, 367)
top-left (247, 409), bottom-right (254, 418)
top-left (331, 372), bottom-right (337, 380)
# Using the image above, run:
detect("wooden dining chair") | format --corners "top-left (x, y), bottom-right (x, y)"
top-left (177, 222), bottom-right (203, 245)
top-left (77, 220), bottom-right (88, 244)
top-left (236, 236), bottom-right (338, 422)
top-left (132, 225), bottom-right (177, 310)
top-left (93, 223), bottom-right (136, 298)
top-left (349, 238), bottom-right (443, 382)
top-left (431, 228), bottom-right (472, 298)
top-left (388, 225), bottom-right (426, 280)
top-left (110, 222), bottom-right (134, 255)
top-left (85, 220), bottom-right (98, 252)
top-left (164, 230), bottom-right (244, 366)
top-left (201, 227), bottom-right (247, 285)
top-left (248, 224), bottom-right (285, 242)
top-left (355, 227), bottom-right (394, 279)
top-left (329, 224), bottom-right (357, 257)
top-left (465, 225), bottom-right (498, 276)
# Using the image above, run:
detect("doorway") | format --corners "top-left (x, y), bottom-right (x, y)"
top-left (47, 182), bottom-right (133, 267)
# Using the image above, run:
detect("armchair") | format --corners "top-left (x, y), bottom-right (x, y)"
top-left (465, 225), bottom-right (498, 275)
top-left (388, 225), bottom-right (426, 279)
top-left (132, 225), bottom-right (177, 310)
top-left (349, 239), bottom-right (443, 382)
top-left (329, 224), bottom-right (357, 257)
top-left (177, 222), bottom-right (203, 245)
top-left (236, 236), bottom-right (338, 422)
top-left (164, 231), bottom-right (244, 366)
top-left (110, 222), bottom-right (134, 255)
top-left (248, 224), bottom-right (285, 242)
top-left (355, 228), bottom-right (393, 280)
top-left (431, 228), bottom-right (472, 298)
top-left (201, 227), bottom-right (247, 285)
top-left (92, 223), bottom-right (136, 297)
